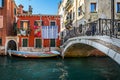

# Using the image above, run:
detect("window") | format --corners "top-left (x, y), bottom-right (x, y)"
top-left (35, 39), bottom-right (42, 48)
top-left (41, 21), bottom-right (44, 26)
top-left (0, 38), bottom-right (2, 46)
top-left (50, 21), bottom-right (56, 26)
top-left (117, 3), bottom-right (120, 13)
top-left (70, 10), bottom-right (72, 20)
top-left (0, 16), bottom-right (3, 28)
top-left (14, 8), bottom-right (16, 15)
top-left (78, 6), bottom-right (82, 16)
top-left (79, 24), bottom-right (82, 33)
top-left (22, 39), bottom-right (28, 47)
top-left (20, 21), bottom-right (30, 30)
top-left (0, 0), bottom-right (4, 7)
top-left (34, 21), bottom-right (41, 26)
top-left (118, 23), bottom-right (120, 32)
top-left (90, 3), bottom-right (96, 12)
top-left (50, 39), bottom-right (55, 47)
top-left (73, 12), bottom-right (75, 20)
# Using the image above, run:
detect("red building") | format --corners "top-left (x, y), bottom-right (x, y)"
top-left (0, 0), bottom-right (17, 46)
top-left (0, 0), bottom-right (19, 55)
top-left (0, 1), bottom-right (60, 54)
top-left (17, 14), bottom-right (60, 51)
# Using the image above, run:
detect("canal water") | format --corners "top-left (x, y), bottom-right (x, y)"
top-left (0, 56), bottom-right (120, 80)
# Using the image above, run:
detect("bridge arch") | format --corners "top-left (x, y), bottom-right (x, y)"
top-left (62, 43), bottom-right (105, 57)
top-left (62, 40), bottom-right (103, 57)
top-left (61, 37), bottom-right (120, 64)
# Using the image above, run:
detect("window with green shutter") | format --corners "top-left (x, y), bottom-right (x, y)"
top-left (0, 38), bottom-right (2, 46)
top-left (50, 39), bottom-right (55, 47)
top-left (20, 21), bottom-right (30, 30)
top-left (35, 39), bottom-right (41, 48)
top-left (118, 23), bottom-right (120, 32)
top-left (14, 8), bottom-right (16, 15)
top-left (50, 21), bottom-right (56, 26)
top-left (42, 21), bottom-right (44, 26)
top-left (22, 39), bottom-right (28, 47)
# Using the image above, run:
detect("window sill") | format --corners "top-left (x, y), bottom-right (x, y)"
top-left (90, 12), bottom-right (97, 13)
top-left (0, 7), bottom-right (3, 8)
top-left (117, 12), bottom-right (120, 13)
top-left (116, 13), bottom-right (120, 16)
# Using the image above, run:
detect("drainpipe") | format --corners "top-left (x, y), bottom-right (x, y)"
top-left (39, 14), bottom-right (43, 51)
top-left (76, 0), bottom-right (77, 27)
top-left (111, 0), bottom-right (115, 36)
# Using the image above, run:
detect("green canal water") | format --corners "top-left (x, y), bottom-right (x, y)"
top-left (0, 56), bottom-right (120, 80)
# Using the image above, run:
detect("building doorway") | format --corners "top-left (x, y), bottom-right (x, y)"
top-left (7, 40), bottom-right (17, 50)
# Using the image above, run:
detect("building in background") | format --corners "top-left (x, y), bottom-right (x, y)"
top-left (58, 0), bottom-right (120, 38)
top-left (0, 0), bottom-right (60, 55)
top-left (0, 0), bottom-right (17, 54)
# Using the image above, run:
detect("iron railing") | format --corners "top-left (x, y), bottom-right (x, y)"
top-left (62, 18), bottom-right (120, 44)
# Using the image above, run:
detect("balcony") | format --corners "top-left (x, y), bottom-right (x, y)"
top-left (65, 0), bottom-right (73, 11)
top-left (17, 27), bottom-right (31, 36)
top-left (65, 19), bottom-right (73, 29)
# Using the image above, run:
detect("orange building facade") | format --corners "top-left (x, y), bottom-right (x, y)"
top-left (17, 14), bottom-right (61, 51)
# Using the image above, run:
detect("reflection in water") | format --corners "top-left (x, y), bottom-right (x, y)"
top-left (0, 56), bottom-right (8, 67)
top-left (0, 56), bottom-right (120, 80)
top-left (56, 61), bottom-right (68, 80)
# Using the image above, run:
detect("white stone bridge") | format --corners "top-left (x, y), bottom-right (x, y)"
top-left (61, 36), bottom-right (120, 64)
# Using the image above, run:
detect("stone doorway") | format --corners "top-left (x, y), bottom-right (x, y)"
top-left (7, 40), bottom-right (17, 50)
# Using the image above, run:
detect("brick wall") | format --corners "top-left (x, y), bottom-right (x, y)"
top-left (0, 0), bottom-right (17, 46)
top-left (17, 15), bottom-right (61, 48)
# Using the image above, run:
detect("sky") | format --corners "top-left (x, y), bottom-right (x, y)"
top-left (14, 0), bottom-right (61, 15)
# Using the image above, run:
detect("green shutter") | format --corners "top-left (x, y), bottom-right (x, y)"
top-left (118, 23), bottom-right (120, 32)
top-left (35, 39), bottom-right (41, 48)
top-left (0, 38), bottom-right (2, 45)
top-left (14, 8), bottom-right (16, 15)
top-left (28, 21), bottom-right (30, 27)
top-left (34, 21), bottom-right (37, 26)
top-left (20, 21), bottom-right (23, 29)
top-left (23, 39), bottom-right (28, 47)
top-left (50, 39), bottom-right (55, 47)
top-left (50, 22), bottom-right (55, 26)
top-left (42, 21), bottom-right (44, 26)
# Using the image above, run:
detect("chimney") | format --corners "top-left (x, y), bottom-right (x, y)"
top-left (28, 5), bottom-right (33, 15)
top-left (18, 4), bottom-right (24, 14)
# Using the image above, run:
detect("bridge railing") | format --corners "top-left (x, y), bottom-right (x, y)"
top-left (62, 18), bottom-right (120, 44)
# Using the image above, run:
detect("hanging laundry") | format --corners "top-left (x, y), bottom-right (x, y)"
top-left (34, 26), bottom-right (41, 37)
top-left (20, 30), bottom-right (26, 36)
top-left (42, 26), bottom-right (58, 39)
top-left (34, 25), bottom-right (38, 29)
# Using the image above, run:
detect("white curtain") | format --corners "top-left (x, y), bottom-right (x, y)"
top-left (42, 26), bottom-right (58, 39)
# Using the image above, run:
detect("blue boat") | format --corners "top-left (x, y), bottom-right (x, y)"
top-left (8, 50), bottom-right (60, 58)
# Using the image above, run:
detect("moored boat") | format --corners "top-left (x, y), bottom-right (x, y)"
top-left (8, 50), bottom-right (60, 58)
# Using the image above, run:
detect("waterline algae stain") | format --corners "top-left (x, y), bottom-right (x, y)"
top-left (0, 56), bottom-right (120, 80)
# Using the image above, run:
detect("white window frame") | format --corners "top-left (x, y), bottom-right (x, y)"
top-left (22, 38), bottom-right (29, 47)
top-left (50, 20), bottom-right (56, 26)
top-left (89, 1), bottom-right (98, 13)
top-left (34, 20), bottom-right (42, 26)
top-left (50, 39), bottom-right (56, 47)
top-left (34, 38), bottom-right (42, 48)
top-left (20, 20), bottom-right (30, 30)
